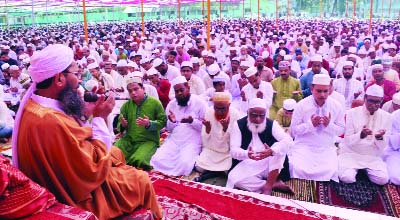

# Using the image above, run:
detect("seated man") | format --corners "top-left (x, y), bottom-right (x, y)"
top-left (338, 85), bottom-right (392, 185)
top-left (275, 98), bottom-right (296, 132)
top-left (115, 76), bottom-right (167, 170)
top-left (13, 45), bottom-right (162, 220)
top-left (151, 76), bottom-right (207, 176)
top-left (382, 92), bottom-right (400, 113)
top-left (195, 92), bottom-right (241, 182)
top-left (289, 74), bottom-right (345, 181)
top-left (227, 98), bottom-right (293, 195)
top-left (386, 109), bottom-right (400, 185)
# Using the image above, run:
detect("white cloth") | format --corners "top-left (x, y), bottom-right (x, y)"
top-left (169, 74), bottom-right (205, 99)
top-left (160, 65), bottom-right (180, 82)
top-left (150, 94), bottom-right (207, 176)
top-left (289, 96), bottom-right (345, 181)
top-left (382, 101), bottom-right (397, 113)
top-left (385, 109), bottom-right (400, 185)
top-left (227, 120), bottom-right (292, 192)
top-left (330, 91), bottom-right (346, 109)
top-left (339, 106), bottom-right (392, 185)
top-left (333, 78), bottom-right (365, 109)
top-left (202, 71), bottom-right (231, 90)
top-left (240, 81), bottom-right (273, 116)
top-left (196, 107), bottom-right (241, 171)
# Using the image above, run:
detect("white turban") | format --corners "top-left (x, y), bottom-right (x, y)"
top-left (366, 84), bottom-right (384, 98)
top-left (28, 44), bottom-right (74, 83)
top-left (249, 98), bottom-right (266, 109)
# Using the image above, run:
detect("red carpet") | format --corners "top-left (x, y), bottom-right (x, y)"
top-left (149, 172), bottom-right (342, 220)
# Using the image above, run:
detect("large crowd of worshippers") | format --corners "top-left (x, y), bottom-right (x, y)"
top-left (2, 18), bottom-right (400, 195)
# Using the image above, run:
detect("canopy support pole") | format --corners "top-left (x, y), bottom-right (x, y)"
top-left (242, 0), bottom-right (244, 19)
top-left (369, 0), bottom-right (373, 33)
top-left (352, 0), bottom-right (356, 25)
top-left (389, 0), bottom-right (392, 18)
top-left (320, 0), bottom-right (323, 19)
top-left (207, 0), bottom-right (211, 50)
top-left (345, 0), bottom-right (348, 19)
top-left (46, 0), bottom-right (49, 32)
top-left (5, 0), bottom-right (8, 29)
top-left (31, 0), bottom-right (34, 28)
top-left (275, 0), bottom-right (278, 25)
top-left (141, 0), bottom-right (145, 36)
top-left (82, 0), bottom-right (89, 43)
top-left (202, 0), bottom-right (204, 22)
top-left (219, 0), bottom-right (222, 25)
top-left (178, 0), bottom-right (181, 29)
top-left (381, 0), bottom-right (384, 21)
top-left (257, 0), bottom-right (260, 31)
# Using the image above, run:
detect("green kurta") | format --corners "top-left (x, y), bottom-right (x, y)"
top-left (115, 95), bottom-right (167, 169)
top-left (270, 76), bottom-right (303, 119)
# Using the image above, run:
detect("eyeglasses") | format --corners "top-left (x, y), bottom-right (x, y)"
top-left (249, 113), bottom-right (266, 118)
top-left (366, 99), bottom-right (382, 105)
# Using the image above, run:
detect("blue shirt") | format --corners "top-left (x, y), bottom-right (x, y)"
top-left (300, 71), bottom-right (317, 97)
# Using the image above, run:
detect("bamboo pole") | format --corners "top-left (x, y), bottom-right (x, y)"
top-left (275, 0), bottom-right (278, 24)
top-left (82, 0), bottom-right (89, 43)
top-left (257, 0), bottom-right (260, 31)
top-left (242, 0), bottom-right (244, 19)
top-left (352, 0), bottom-right (356, 25)
top-left (141, 0), bottom-right (145, 36)
top-left (207, 0), bottom-right (211, 50)
top-left (220, 0), bottom-right (222, 25)
top-left (320, 0), bottom-right (323, 19)
top-left (389, 0), bottom-right (392, 18)
top-left (381, 0), bottom-right (384, 21)
top-left (178, 0), bottom-right (181, 29)
top-left (345, 0), bottom-right (348, 19)
top-left (369, 0), bottom-right (373, 33)
top-left (31, 0), bottom-right (34, 28)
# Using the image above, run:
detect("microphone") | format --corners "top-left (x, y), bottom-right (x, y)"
top-left (83, 92), bottom-right (130, 102)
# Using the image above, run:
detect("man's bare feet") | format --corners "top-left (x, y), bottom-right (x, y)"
top-left (272, 180), bottom-right (295, 195)
top-left (262, 186), bottom-right (272, 195)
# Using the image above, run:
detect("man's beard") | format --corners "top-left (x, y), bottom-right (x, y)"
top-left (247, 117), bottom-right (266, 133)
top-left (343, 74), bottom-right (352, 79)
top-left (58, 83), bottom-right (84, 118)
top-left (214, 111), bottom-right (229, 121)
top-left (177, 94), bottom-right (190, 106)
top-left (257, 63), bottom-right (264, 71)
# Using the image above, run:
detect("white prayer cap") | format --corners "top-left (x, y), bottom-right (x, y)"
top-left (171, 75), bottom-right (187, 87)
top-left (181, 61), bottom-right (193, 69)
top-left (343, 61), bottom-right (354, 67)
top-left (207, 63), bottom-right (220, 76)
top-left (278, 50), bottom-right (286, 56)
top-left (261, 51), bottom-right (270, 58)
top-left (244, 67), bottom-right (258, 78)
top-left (366, 84), bottom-right (384, 97)
top-left (389, 44), bottom-right (397, 50)
top-left (249, 98), bottom-right (266, 109)
top-left (146, 68), bottom-right (159, 76)
top-left (116, 59), bottom-right (128, 67)
top-left (358, 49), bottom-right (368, 55)
top-left (152, 49), bottom-right (160, 54)
top-left (201, 50), bottom-right (208, 57)
top-left (393, 92), bottom-right (400, 105)
top-left (126, 76), bottom-right (143, 85)
top-left (19, 54), bottom-right (29, 60)
top-left (85, 79), bottom-right (99, 92)
top-left (348, 47), bottom-right (357, 54)
top-left (368, 48), bottom-right (376, 53)
top-left (111, 59), bottom-right (117, 65)
top-left (240, 60), bottom-right (252, 68)
top-left (2, 45), bottom-right (10, 50)
top-left (278, 40), bottom-right (285, 44)
top-left (279, 61), bottom-right (290, 68)
top-left (382, 56), bottom-right (393, 65)
top-left (371, 64), bottom-right (383, 71)
top-left (212, 75), bottom-right (225, 83)
top-left (213, 91), bottom-right (231, 103)
top-left (312, 74), bottom-right (330, 86)
top-left (333, 41), bottom-right (341, 47)
top-left (132, 71), bottom-right (144, 78)
top-left (9, 65), bottom-right (19, 71)
top-left (127, 62), bottom-right (139, 69)
top-left (208, 52), bottom-right (216, 59)
top-left (152, 58), bottom-right (163, 67)
top-left (190, 57), bottom-right (200, 64)
top-left (186, 43), bottom-right (193, 48)
top-left (232, 57), bottom-right (241, 63)
top-left (1, 63), bottom-right (10, 70)
top-left (283, 99), bottom-right (296, 111)
top-left (310, 55), bottom-right (323, 63)
top-left (283, 55), bottom-right (292, 61)
top-left (87, 62), bottom-right (99, 70)
top-left (22, 57), bottom-right (30, 64)
top-left (28, 44), bottom-right (73, 83)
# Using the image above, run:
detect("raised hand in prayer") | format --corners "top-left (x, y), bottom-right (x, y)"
top-left (248, 144), bottom-right (273, 161)
top-left (120, 115), bottom-right (128, 128)
top-left (238, 78), bottom-right (248, 90)
top-left (136, 115), bottom-right (150, 127)
top-left (256, 91), bottom-right (264, 99)
top-left (93, 95), bottom-right (115, 120)
top-left (375, 129), bottom-right (386, 140)
top-left (311, 114), bottom-right (321, 127)
top-left (202, 119), bottom-right (211, 134)
top-left (181, 116), bottom-right (193, 124)
top-left (320, 112), bottom-right (331, 127)
top-left (168, 110), bottom-right (176, 123)
top-left (219, 117), bottom-right (230, 132)
top-left (354, 91), bottom-right (362, 99)
top-left (240, 91), bottom-right (247, 101)
top-left (360, 126), bottom-right (373, 139)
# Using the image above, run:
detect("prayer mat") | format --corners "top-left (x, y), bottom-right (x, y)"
top-left (148, 171), bottom-right (342, 220)
top-left (271, 175), bottom-right (400, 217)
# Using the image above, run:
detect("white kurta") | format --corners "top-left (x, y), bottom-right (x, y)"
top-left (226, 120), bottom-right (293, 193)
top-left (333, 78), bottom-right (365, 109)
top-left (150, 95), bottom-right (207, 176)
top-left (289, 96), bottom-right (345, 181)
top-left (240, 81), bottom-right (273, 116)
top-left (339, 106), bottom-right (392, 185)
top-left (385, 109), bottom-right (400, 185)
top-left (196, 107), bottom-right (241, 171)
